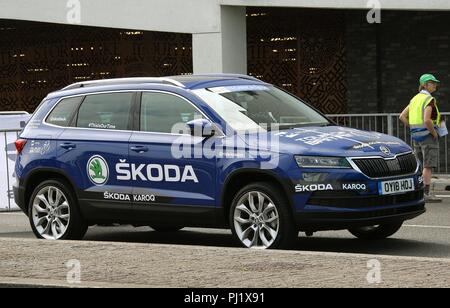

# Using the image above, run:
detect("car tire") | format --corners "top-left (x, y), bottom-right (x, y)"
top-left (229, 182), bottom-right (297, 249)
top-left (150, 226), bottom-right (184, 232)
top-left (28, 179), bottom-right (88, 240)
top-left (348, 222), bottom-right (403, 240)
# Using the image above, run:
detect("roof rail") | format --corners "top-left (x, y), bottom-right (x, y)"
top-left (0, 111), bottom-right (30, 115)
top-left (193, 73), bottom-right (262, 82)
top-left (61, 77), bottom-right (185, 91)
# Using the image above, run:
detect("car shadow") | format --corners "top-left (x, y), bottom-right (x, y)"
top-left (294, 236), bottom-right (450, 258)
top-left (82, 226), bottom-right (450, 258)
top-left (84, 227), bottom-right (240, 248)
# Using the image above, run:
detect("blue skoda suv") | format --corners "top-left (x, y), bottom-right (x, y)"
top-left (14, 74), bottom-right (425, 248)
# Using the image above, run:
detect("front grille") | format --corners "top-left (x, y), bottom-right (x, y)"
top-left (308, 190), bottom-right (423, 209)
top-left (352, 153), bottom-right (418, 178)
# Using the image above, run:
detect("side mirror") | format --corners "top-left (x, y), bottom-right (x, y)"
top-left (186, 119), bottom-right (215, 138)
top-left (20, 121), bottom-right (26, 128)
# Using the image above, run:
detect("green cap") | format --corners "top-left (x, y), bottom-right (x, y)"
top-left (420, 73), bottom-right (440, 85)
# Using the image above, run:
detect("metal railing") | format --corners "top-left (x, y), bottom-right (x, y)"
top-left (0, 129), bottom-right (21, 211)
top-left (327, 112), bottom-right (450, 174)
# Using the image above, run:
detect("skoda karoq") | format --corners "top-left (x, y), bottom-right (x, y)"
top-left (14, 75), bottom-right (425, 248)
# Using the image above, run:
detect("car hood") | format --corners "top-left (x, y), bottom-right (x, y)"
top-left (241, 126), bottom-right (412, 157)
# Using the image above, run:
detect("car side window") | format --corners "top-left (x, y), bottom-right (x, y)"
top-left (46, 97), bottom-right (83, 127)
top-left (76, 92), bottom-right (133, 130)
top-left (140, 92), bottom-right (203, 133)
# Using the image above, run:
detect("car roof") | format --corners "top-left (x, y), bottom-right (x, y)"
top-left (46, 74), bottom-right (267, 100)
top-left (167, 74), bottom-right (263, 89)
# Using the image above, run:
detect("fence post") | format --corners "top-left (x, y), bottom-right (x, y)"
top-left (387, 114), bottom-right (394, 136)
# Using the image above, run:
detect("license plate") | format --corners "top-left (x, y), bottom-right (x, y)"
top-left (378, 178), bottom-right (415, 195)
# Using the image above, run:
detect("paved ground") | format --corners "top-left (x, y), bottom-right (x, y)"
top-left (0, 198), bottom-right (449, 287)
top-left (0, 236), bottom-right (449, 288)
top-left (1, 199), bottom-right (450, 258)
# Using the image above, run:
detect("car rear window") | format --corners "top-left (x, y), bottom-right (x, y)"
top-left (46, 96), bottom-right (83, 127)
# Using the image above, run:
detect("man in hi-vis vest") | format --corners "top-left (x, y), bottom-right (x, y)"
top-left (400, 73), bottom-right (442, 203)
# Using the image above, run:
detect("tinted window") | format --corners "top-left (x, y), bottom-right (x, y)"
top-left (76, 93), bottom-right (133, 130)
top-left (46, 97), bottom-right (83, 127)
top-left (140, 92), bottom-right (203, 133)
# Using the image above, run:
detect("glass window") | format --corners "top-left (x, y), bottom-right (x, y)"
top-left (192, 85), bottom-right (330, 132)
top-left (76, 93), bottom-right (133, 130)
top-left (140, 92), bottom-right (203, 133)
top-left (46, 97), bottom-right (83, 127)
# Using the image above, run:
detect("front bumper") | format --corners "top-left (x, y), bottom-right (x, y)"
top-left (289, 163), bottom-right (425, 231)
top-left (294, 203), bottom-right (425, 231)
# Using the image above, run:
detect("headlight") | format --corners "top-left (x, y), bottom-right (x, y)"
top-left (295, 156), bottom-right (351, 168)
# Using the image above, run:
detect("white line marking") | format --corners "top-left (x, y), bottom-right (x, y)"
top-left (404, 224), bottom-right (450, 229)
top-left (435, 195), bottom-right (450, 198)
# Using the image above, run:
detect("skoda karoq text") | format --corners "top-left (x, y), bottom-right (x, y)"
top-left (14, 75), bottom-right (425, 248)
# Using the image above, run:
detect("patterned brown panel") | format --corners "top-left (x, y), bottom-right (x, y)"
top-left (247, 8), bottom-right (347, 114)
top-left (0, 20), bottom-right (192, 112)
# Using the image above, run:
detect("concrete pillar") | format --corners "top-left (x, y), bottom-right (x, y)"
top-left (193, 6), bottom-right (247, 74)
top-left (192, 33), bottom-right (223, 73)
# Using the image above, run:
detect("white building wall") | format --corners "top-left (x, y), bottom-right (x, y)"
top-left (0, 0), bottom-right (220, 33)
top-left (1, 0), bottom-right (449, 74)
top-left (221, 0), bottom-right (450, 10)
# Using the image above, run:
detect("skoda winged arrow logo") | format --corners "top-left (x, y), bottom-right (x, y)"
top-left (379, 146), bottom-right (391, 156)
top-left (87, 155), bottom-right (109, 185)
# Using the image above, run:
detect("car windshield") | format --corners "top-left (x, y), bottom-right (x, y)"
top-left (192, 85), bottom-right (330, 132)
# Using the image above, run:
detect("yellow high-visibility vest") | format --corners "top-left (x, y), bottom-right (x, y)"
top-left (409, 93), bottom-right (440, 126)
top-left (409, 92), bottom-right (440, 141)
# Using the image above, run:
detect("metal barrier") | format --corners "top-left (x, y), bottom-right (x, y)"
top-left (327, 112), bottom-right (450, 174)
top-left (0, 129), bottom-right (21, 211)
top-left (0, 111), bottom-right (30, 211)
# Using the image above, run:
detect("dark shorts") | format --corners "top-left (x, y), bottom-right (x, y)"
top-left (413, 136), bottom-right (438, 169)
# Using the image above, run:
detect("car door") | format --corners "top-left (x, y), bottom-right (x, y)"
top-left (56, 91), bottom-right (135, 220)
top-left (128, 91), bottom-right (218, 223)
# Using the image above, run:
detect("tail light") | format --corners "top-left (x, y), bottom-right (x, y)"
top-left (15, 139), bottom-right (27, 154)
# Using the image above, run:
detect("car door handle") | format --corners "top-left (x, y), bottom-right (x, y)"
top-left (130, 146), bottom-right (149, 153)
top-left (60, 143), bottom-right (76, 150)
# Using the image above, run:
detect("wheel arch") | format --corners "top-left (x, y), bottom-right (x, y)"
top-left (23, 168), bottom-right (78, 214)
top-left (221, 168), bottom-right (294, 221)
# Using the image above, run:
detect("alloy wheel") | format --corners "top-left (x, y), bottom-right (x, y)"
top-left (233, 191), bottom-right (280, 248)
top-left (31, 186), bottom-right (71, 240)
